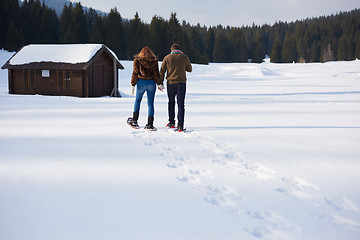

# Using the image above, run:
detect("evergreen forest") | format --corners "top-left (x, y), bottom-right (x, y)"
top-left (1, 0), bottom-right (360, 64)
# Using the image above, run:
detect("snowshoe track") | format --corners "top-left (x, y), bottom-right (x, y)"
top-left (130, 128), bottom-right (360, 239)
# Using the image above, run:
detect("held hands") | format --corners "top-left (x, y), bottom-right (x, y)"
top-left (158, 84), bottom-right (165, 92)
top-left (132, 84), bottom-right (164, 95)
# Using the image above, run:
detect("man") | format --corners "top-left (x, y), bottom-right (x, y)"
top-left (159, 43), bottom-right (192, 132)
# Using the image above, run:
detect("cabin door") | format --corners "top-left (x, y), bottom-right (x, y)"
top-left (94, 63), bottom-right (105, 96)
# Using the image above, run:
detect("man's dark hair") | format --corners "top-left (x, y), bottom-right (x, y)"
top-left (171, 43), bottom-right (180, 50)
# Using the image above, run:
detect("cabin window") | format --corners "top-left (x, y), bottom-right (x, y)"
top-left (24, 70), bottom-right (34, 89)
top-left (42, 70), bottom-right (50, 77)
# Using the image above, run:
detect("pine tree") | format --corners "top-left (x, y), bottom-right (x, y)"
top-left (85, 8), bottom-right (98, 36)
top-left (21, 0), bottom-right (43, 44)
top-left (228, 29), bottom-right (247, 62)
top-left (1, 0), bottom-right (21, 49)
top-left (213, 29), bottom-right (231, 63)
top-left (252, 35), bottom-right (265, 63)
top-left (59, 3), bottom-right (74, 43)
top-left (281, 36), bottom-right (297, 63)
top-left (127, 12), bottom-right (148, 58)
top-left (40, 6), bottom-right (59, 43)
top-left (89, 15), bottom-right (105, 43)
top-left (337, 35), bottom-right (352, 61)
top-left (355, 31), bottom-right (360, 59)
top-left (189, 28), bottom-right (205, 63)
top-left (310, 41), bottom-right (321, 62)
top-left (72, 3), bottom-right (88, 43)
top-left (181, 30), bottom-right (192, 57)
top-left (168, 13), bottom-right (183, 46)
top-left (204, 27), bottom-right (215, 62)
top-left (5, 22), bottom-right (24, 51)
top-left (0, 0), bottom-right (8, 48)
top-left (296, 38), bottom-right (308, 62)
top-left (149, 16), bottom-right (169, 59)
top-left (270, 38), bottom-right (282, 63)
top-left (105, 8), bottom-right (126, 59)
top-left (303, 23), bottom-right (321, 62)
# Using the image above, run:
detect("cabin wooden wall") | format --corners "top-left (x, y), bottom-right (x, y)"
top-left (9, 69), bottom-right (35, 95)
top-left (53, 70), bottom-right (83, 97)
top-left (9, 69), bottom-right (84, 97)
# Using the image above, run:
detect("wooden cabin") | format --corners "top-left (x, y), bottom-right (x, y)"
top-left (1, 44), bottom-right (124, 97)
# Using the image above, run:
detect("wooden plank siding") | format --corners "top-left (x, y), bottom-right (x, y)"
top-left (10, 69), bottom-right (35, 95)
top-left (10, 69), bottom-right (84, 97)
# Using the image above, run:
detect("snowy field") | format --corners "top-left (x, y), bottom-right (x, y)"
top-left (1, 49), bottom-right (360, 240)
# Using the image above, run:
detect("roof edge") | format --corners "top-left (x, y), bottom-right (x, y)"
top-left (2, 44), bottom-right (124, 70)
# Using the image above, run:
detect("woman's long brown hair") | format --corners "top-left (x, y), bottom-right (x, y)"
top-left (136, 46), bottom-right (157, 59)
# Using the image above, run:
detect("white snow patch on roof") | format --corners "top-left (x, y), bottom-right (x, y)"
top-left (9, 44), bottom-right (108, 65)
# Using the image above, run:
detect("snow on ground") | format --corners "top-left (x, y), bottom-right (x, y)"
top-left (1, 49), bottom-right (360, 240)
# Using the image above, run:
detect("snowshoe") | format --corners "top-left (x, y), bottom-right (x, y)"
top-left (144, 123), bottom-right (157, 131)
top-left (166, 122), bottom-right (176, 128)
top-left (127, 117), bottom-right (140, 129)
top-left (175, 126), bottom-right (186, 132)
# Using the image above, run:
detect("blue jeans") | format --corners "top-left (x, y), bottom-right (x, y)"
top-left (167, 83), bottom-right (186, 127)
top-left (134, 79), bottom-right (156, 117)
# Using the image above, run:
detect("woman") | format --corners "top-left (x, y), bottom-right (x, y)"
top-left (127, 47), bottom-right (164, 131)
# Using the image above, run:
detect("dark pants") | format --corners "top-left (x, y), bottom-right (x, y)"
top-left (167, 83), bottom-right (186, 127)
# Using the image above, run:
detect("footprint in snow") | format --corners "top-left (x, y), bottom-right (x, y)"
top-left (242, 163), bottom-right (278, 180)
top-left (177, 175), bottom-right (200, 185)
top-left (189, 168), bottom-right (210, 176)
top-left (324, 197), bottom-right (360, 213)
top-left (246, 210), bottom-right (300, 239)
top-left (314, 214), bottom-right (360, 230)
top-left (275, 176), bottom-right (319, 200)
top-left (166, 162), bottom-right (183, 169)
top-left (204, 185), bottom-right (244, 211)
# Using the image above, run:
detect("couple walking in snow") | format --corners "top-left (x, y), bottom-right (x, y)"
top-left (127, 43), bottom-right (192, 132)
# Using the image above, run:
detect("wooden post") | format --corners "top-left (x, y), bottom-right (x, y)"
top-left (110, 58), bottom-right (121, 97)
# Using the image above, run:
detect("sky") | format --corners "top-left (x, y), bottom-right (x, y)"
top-left (71, 0), bottom-right (359, 27)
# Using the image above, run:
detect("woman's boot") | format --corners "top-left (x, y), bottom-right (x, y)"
top-left (127, 112), bottom-right (140, 129)
top-left (145, 116), bottom-right (157, 131)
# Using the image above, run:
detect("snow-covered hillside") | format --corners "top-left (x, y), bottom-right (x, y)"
top-left (1, 49), bottom-right (360, 240)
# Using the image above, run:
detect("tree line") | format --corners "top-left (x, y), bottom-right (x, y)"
top-left (1, 0), bottom-right (359, 63)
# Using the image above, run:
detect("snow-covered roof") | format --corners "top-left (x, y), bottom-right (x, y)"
top-left (8, 44), bottom-right (119, 65)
